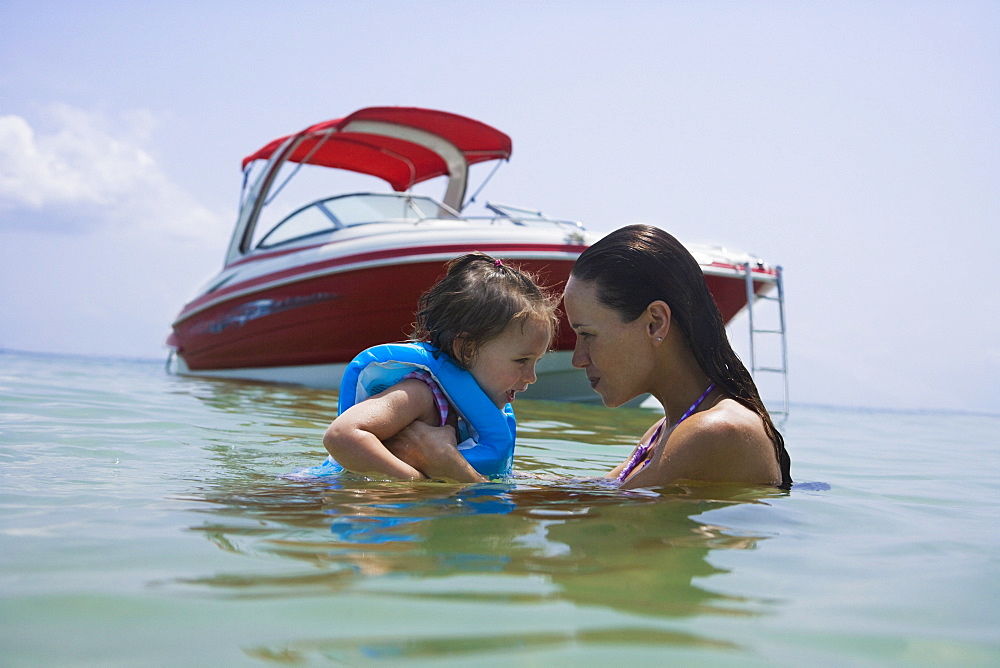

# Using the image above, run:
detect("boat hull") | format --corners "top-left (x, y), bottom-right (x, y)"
top-left (168, 248), bottom-right (775, 399)
top-left (170, 251), bottom-right (583, 372)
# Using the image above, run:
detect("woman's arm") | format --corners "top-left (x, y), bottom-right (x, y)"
top-left (606, 419), bottom-right (663, 480)
top-left (606, 460), bottom-right (629, 480)
top-left (385, 420), bottom-right (487, 483)
top-left (323, 379), bottom-right (440, 479)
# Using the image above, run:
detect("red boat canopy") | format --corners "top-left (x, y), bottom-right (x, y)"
top-left (241, 107), bottom-right (513, 192)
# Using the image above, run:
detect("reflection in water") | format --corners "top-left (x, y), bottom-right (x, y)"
top-left (183, 471), bottom-right (778, 617)
top-left (174, 376), bottom-right (784, 659)
top-left (245, 626), bottom-right (742, 663)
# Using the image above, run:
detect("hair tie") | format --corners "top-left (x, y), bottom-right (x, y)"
top-left (494, 259), bottom-right (504, 267)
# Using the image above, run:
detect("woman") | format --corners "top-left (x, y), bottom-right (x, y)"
top-left (563, 224), bottom-right (791, 489)
top-left (389, 225), bottom-right (791, 488)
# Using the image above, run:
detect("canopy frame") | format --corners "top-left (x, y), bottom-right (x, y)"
top-left (225, 107), bottom-right (512, 266)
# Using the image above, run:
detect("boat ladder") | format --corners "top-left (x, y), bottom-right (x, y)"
top-left (743, 262), bottom-right (789, 416)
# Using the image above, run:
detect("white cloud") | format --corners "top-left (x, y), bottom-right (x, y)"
top-left (0, 105), bottom-right (227, 242)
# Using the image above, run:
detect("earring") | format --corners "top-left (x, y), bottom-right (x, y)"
top-left (656, 336), bottom-right (663, 341)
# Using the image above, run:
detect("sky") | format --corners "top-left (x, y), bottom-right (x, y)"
top-left (1, 1), bottom-right (997, 414)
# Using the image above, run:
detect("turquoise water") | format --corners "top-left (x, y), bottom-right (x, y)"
top-left (1, 350), bottom-right (998, 665)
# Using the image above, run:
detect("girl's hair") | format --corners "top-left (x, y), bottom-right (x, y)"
top-left (571, 224), bottom-right (792, 487)
top-left (411, 252), bottom-right (560, 368)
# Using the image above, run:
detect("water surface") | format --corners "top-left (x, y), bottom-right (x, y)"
top-left (1, 351), bottom-right (998, 665)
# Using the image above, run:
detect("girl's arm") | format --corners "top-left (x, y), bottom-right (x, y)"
top-left (323, 379), bottom-right (441, 479)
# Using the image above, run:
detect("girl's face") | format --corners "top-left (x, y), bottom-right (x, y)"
top-left (563, 276), bottom-right (651, 408)
top-left (467, 317), bottom-right (551, 408)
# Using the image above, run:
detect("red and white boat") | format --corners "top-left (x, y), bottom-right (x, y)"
top-left (167, 107), bottom-right (785, 403)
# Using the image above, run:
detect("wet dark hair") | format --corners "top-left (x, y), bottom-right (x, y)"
top-left (411, 252), bottom-right (560, 369)
top-left (571, 224), bottom-right (791, 487)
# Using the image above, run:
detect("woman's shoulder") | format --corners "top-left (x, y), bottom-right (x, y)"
top-left (666, 398), bottom-right (779, 483)
top-left (688, 397), bottom-right (767, 435)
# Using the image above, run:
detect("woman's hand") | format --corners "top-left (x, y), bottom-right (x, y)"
top-left (385, 421), bottom-right (487, 483)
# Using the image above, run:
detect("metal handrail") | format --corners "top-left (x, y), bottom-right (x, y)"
top-left (743, 262), bottom-right (789, 415)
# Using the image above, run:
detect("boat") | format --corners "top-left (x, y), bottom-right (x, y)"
top-left (166, 106), bottom-right (785, 404)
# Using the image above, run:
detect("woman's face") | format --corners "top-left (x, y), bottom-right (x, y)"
top-left (563, 276), bottom-right (652, 407)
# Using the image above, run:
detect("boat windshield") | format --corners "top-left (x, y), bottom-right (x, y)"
top-left (323, 194), bottom-right (452, 226)
top-left (255, 193), bottom-right (459, 249)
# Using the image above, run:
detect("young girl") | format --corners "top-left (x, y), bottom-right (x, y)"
top-left (322, 252), bottom-right (559, 481)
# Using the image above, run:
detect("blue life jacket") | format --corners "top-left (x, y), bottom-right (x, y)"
top-left (338, 342), bottom-right (516, 478)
